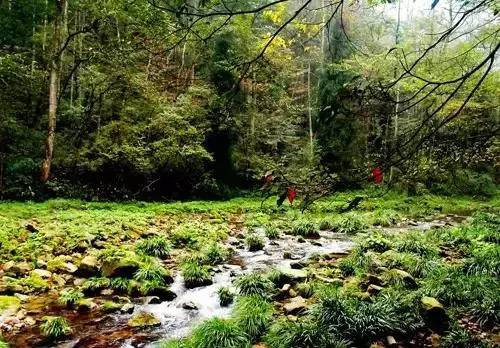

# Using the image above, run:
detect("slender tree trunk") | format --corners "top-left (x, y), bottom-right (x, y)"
top-left (307, 62), bottom-right (314, 159)
top-left (41, 0), bottom-right (66, 183)
top-left (389, 0), bottom-right (401, 182)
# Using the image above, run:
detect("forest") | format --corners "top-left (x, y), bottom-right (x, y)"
top-left (0, 0), bottom-right (498, 347)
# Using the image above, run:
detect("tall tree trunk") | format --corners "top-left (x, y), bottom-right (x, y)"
top-left (307, 62), bottom-right (314, 159)
top-left (41, 0), bottom-right (66, 183)
top-left (389, 0), bottom-right (401, 182)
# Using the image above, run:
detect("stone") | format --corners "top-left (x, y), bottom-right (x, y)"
top-left (121, 303), bottom-right (135, 314)
top-left (367, 284), bottom-right (384, 295)
top-left (75, 299), bottom-right (97, 313)
top-left (387, 336), bottom-right (397, 347)
top-left (393, 269), bottom-right (417, 288)
top-left (100, 289), bottom-right (114, 296)
top-left (283, 252), bottom-right (292, 259)
top-left (101, 259), bottom-right (140, 278)
top-left (144, 296), bottom-right (161, 305)
top-left (127, 312), bottom-right (161, 328)
top-left (290, 261), bottom-right (307, 270)
top-left (182, 302), bottom-right (198, 310)
top-left (281, 284), bottom-right (291, 292)
top-left (421, 296), bottom-right (449, 332)
top-left (297, 237), bottom-right (306, 243)
top-left (13, 293), bottom-right (29, 302)
top-left (25, 223), bottom-right (39, 233)
top-left (73, 278), bottom-right (86, 286)
top-left (63, 262), bottom-right (78, 274)
top-left (367, 274), bottom-right (384, 286)
top-left (11, 262), bottom-right (32, 275)
top-left (143, 287), bottom-right (177, 302)
top-left (315, 275), bottom-right (343, 286)
top-left (77, 255), bottom-right (100, 276)
top-left (279, 267), bottom-right (307, 282)
top-left (3, 261), bottom-right (15, 272)
top-left (31, 269), bottom-right (52, 279)
top-left (311, 241), bottom-right (322, 246)
top-left (289, 289), bottom-right (297, 298)
top-left (24, 316), bottom-right (36, 326)
top-left (283, 296), bottom-right (307, 315)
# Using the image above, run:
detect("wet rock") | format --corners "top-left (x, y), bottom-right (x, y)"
top-left (14, 293), bottom-right (29, 302)
top-left (24, 316), bottom-right (36, 326)
top-left (10, 262), bottom-right (32, 275)
top-left (143, 296), bottom-right (161, 304)
top-left (297, 237), bottom-right (306, 243)
top-left (25, 223), bottom-right (39, 233)
top-left (143, 287), bottom-right (177, 301)
top-left (279, 268), bottom-right (307, 282)
top-left (77, 255), bottom-right (100, 276)
top-left (100, 289), bottom-right (114, 296)
top-left (290, 261), bottom-right (307, 270)
top-left (102, 301), bottom-right (123, 313)
top-left (367, 284), bottom-right (384, 295)
top-left (121, 303), bottom-right (135, 314)
top-left (408, 220), bottom-right (419, 226)
top-left (2, 261), bottom-right (14, 272)
top-left (269, 241), bottom-right (279, 246)
top-left (386, 336), bottom-right (397, 347)
top-left (75, 299), bottom-right (97, 313)
top-left (421, 296), bottom-right (449, 332)
top-left (16, 309), bottom-right (27, 320)
top-left (368, 274), bottom-right (384, 286)
top-left (281, 284), bottom-right (291, 292)
top-left (182, 302), bottom-right (198, 310)
top-left (31, 269), bottom-right (52, 279)
top-left (393, 269), bottom-right (417, 288)
top-left (102, 259), bottom-right (140, 278)
top-left (283, 296), bottom-right (307, 315)
top-left (283, 251), bottom-right (292, 259)
top-left (127, 312), bottom-right (161, 328)
top-left (311, 241), bottom-right (322, 246)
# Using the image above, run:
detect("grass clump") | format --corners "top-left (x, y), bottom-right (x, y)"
top-left (58, 288), bottom-right (84, 307)
top-left (136, 235), bottom-right (171, 258)
top-left (181, 261), bottom-right (212, 288)
top-left (218, 287), bottom-right (235, 307)
top-left (134, 259), bottom-right (171, 283)
top-left (358, 232), bottom-right (392, 253)
top-left (462, 243), bottom-right (499, 277)
top-left (395, 232), bottom-right (439, 257)
top-left (265, 226), bottom-right (280, 239)
top-left (245, 234), bottom-right (265, 251)
top-left (291, 220), bottom-right (319, 238)
top-left (233, 295), bottom-right (273, 340)
top-left (40, 316), bottom-right (72, 341)
top-left (234, 273), bottom-right (273, 297)
top-left (371, 209), bottom-right (400, 227)
top-left (332, 214), bottom-right (367, 234)
top-left (318, 219), bottom-right (334, 231)
top-left (201, 242), bottom-right (229, 265)
top-left (81, 277), bottom-right (111, 295)
top-left (190, 318), bottom-right (251, 348)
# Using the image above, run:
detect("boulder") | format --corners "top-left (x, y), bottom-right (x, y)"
top-left (143, 287), bottom-right (177, 301)
top-left (127, 312), bottom-right (161, 328)
top-left (101, 259), bottom-right (140, 278)
top-left (63, 262), bottom-right (78, 274)
top-left (290, 261), bottom-right (307, 270)
top-left (10, 262), bottom-right (32, 275)
top-left (393, 269), bottom-right (417, 288)
top-left (25, 223), bottom-right (39, 233)
top-left (367, 284), bottom-right (384, 295)
top-left (31, 269), bottom-right (52, 279)
top-left (283, 296), bottom-right (307, 315)
top-left (421, 296), bottom-right (449, 332)
top-left (121, 303), bottom-right (135, 314)
top-left (75, 299), bottom-right (97, 313)
top-left (77, 256), bottom-right (100, 277)
top-left (143, 296), bottom-right (161, 305)
top-left (367, 274), bottom-right (384, 286)
top-left (182, 302), bottom-right (198, 310)
top-left (279, 268), bottom-right (307, 283)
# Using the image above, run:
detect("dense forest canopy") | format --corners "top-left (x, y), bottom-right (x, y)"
top-left (0, 0), bottom-right (498, 200)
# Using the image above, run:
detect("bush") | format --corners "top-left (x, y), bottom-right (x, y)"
top-left (265, 318), bottom-right (349, 348)
top-left (245, 234), bottom-right (265, 252)
top-left (136, 235), bottom-right (171, 258)
top-left (462, 243), bottom-right (500, 277)
top-left (265, 226), bottom-right (280, 239)
top-left (292, 221), bottom-right (319, 238)
top-left (190, 318), bottom-right (251, 348)
top-left (266, 269), bottom-right (292, 288)
top-left (234, 273), bottom-right (273, 297)
top-left (109, 277), bottom-right (131, 292)
top-left (318, 219), bottom-right (334, 231)
top-left (451, 170), bottom-right (496, 197)
top-left (182, 261), bottom-right (212, 288)
top-left (297, 282), bottom-right (316, 298)
top-left (201, 242), bottom-right (229, 265)
top-left (395, 233), bottom-right (438, 257)
top-left (218, 287), bottom-right (235, 307)
top-left (58, 288), bottom-right (84, 307)
top-left (233, 295), bottom-right (273, 340)
top-left (0, 338), bottom-right (8, 348)
top-left (359, 232), bottom-right (392, 253)
top-left (337, 258), bottom-right (356, 277)
top-left (441, 324), bottom-right (490, 348)
top-left (371, 210), bottom-right (400, 227)
top-left (81, 277), bottom-right (111, 295)
top-left (40, 316), bottom-right (72, 340)
top-left (332, 214), bottom-right (367, 234)
top-left (134, 260), bottom-right (171, 284)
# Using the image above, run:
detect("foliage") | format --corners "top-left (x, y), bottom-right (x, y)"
top-left (233, 295), bottom-right (274, 340)
top-left (201, 242), bottom-right (229, 266)
top-left (40, 316), bottom-right (72, 340)
top-left (332, 214), bottom-right (367, 234)
top-left (291, 221), bottom-right (319, 238)
top-left (218, 287), bottom-right (235, 307)
top-left (58, 288), bottom-right (84, 307)
top-left (181, 261), bottom-right (212, 288)
top-left (265, 226), bottom-right (280, 239)
top-left (234, 273), bottom-right (273, 297)
top-left (190, 318), bottom-right (251, 348)
top-left (245, 234), bottom-right (265, 252)
top-left (136, 235), bottom-right (171, 259)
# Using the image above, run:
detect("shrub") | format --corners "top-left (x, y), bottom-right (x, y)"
top-left (332, 214), bottom-right (367, 234)
top-left (395, 233), bottom-right (438, 257)
top-left (265, 318), bottom-right (349, 348)
top-left (265, 226), bottom-right (280, 239)
top-left (266, 269), bottom-right (292, 288)
top-left (169, 225), bottom-right (199, 248)
top-left (234, 273), bottom-right (273, 297)
top-left (337, 258), bottom-right (356, 277)
top-left (245, 234), bottom-right (265, 252)
top-left (371, 209), bottom-right (400, 227)
top-left (297, 282), bottom-right (316, 298)
top-left (292, 221), bottom-right (319, 238)
top-left (0, 338), bottom-right (8, 348)
top-left (462, 243), bottom-right (500, 277)
top-left (134, 260), bottom-right (171, 283)
top-left (359, 232), bottom-right (392, 253)
top-left (81, 277), bottom-right (111, 295)
top-left (318, 219), bottom-right (334, 231)
top-left (190, 318), bottom-right (251, 348)
top-left (218, 287), bottom-right (235, 307)
top-left (201, 242), bottom-right (229, 266)
top-left (233, 295), bottom-right (273, 340)
top-left (40, 316), bottom-right (72, 340)
top-left (441, 324), bottom-right (490, 348)
top-left (181, 261), bottom-right (212, 288)
top-left (468, 298), bottom-right (500, 330)
top-left (451, 170), bottom-right (496, 197)
top-left (136, 235), bottom-right (171, 258)
top-left (109, 277), bottom-right (131, 292)
top-left (58, 288), bottom-right (84, 307)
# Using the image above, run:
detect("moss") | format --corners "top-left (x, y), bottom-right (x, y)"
top-left (0, 296), bottom-right (21, 314)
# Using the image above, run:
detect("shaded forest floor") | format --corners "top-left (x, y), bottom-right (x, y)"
top-left (0, 191), bottom-right (498, 347)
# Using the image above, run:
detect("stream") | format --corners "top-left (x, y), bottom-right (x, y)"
top-left (4, 215), bottom-right (465, 348)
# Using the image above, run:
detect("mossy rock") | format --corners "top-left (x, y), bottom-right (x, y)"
top-left (0, 295), bottom-right (21, 315)
top-left (421, 296), bottom-right (449, 332)
top-left (102, 301), bottom-right (122, 313)
top-left (127, 312), bottom-right (161, 328)
top-left (101, 259), bottom-right (140, 278)
top-left (278, 268), bottom-right (307, 283)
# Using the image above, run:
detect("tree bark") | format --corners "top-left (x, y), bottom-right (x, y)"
top-left (41, 0), bottom-right (66, 183)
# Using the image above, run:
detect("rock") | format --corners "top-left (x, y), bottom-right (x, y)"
top-left (279, 268), bottom-right (307, 282)
top-left (101, 259), bottom-right (140, 278)
top-left (31, 269), bottom-right (52, 279)
top-left (16, 309), bottom-right (27, 320)
top-left (143, 287), bottom-right (177, 302)
top-left (290, 261), bottom-right (307, 270)
top-left (182, 302), bottom-right (198, 310)
top-left (121, 303), bottom-right (135, 314)
top-left (311, 241), bottom-right (322, 246)
top-left (408, 220), bottom-right (419, 226)
top-left (13, 293), bottom-right (29, 302)
top-left (367, 274), bottom-right (384, 286)
top-left (73, 278), bottom-right (86, 286)
top-left (127, 312), bottom-right (161, 328)
top-left (367, 284), bottom-right (384, 295)
top-left (421, 296), bottom-right (449, 332)
top-left (2, 261), bottom-right (15, 272)
top-left (315, 275), bottom-right (343, 286)
top-left (387, 336), bottom-right (397, 347)
top-left (25, 223), bottom-right (39, 233)
top-left (100, 289), bottom-right (114, 296)
top-left (24, 316), bottom-right (36, 326)
top-left (102, 301), bottom-right (123, 313)
top-left (77, 255), bottom-right (100, 276)
top-left (0, 296), bottom-right (21, 315)
top-left (63, 262), bottom-right (78, 274)
top-left (283, 296), bottom-right (307, 315)
top-left (283, 251), bottom-right (292, 259)
top-left (297, 237), bottom-right (306, 243)
top-left (289, 289), bottom-right (297, 297)
top-left (427, 333), bottom-right (441, 347)
top-left (281, 284), bottom-right (291, 292)
top-left (75, 299), bottom-right (97, 313)
top-left (287, 315), bottom-right (298, 322)
top-left (11, 262), bottom-right (32, 275)
top-left (392, 269), bottom-right (417, 288)
top-left (144, 296), bottom-right (161, 305)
